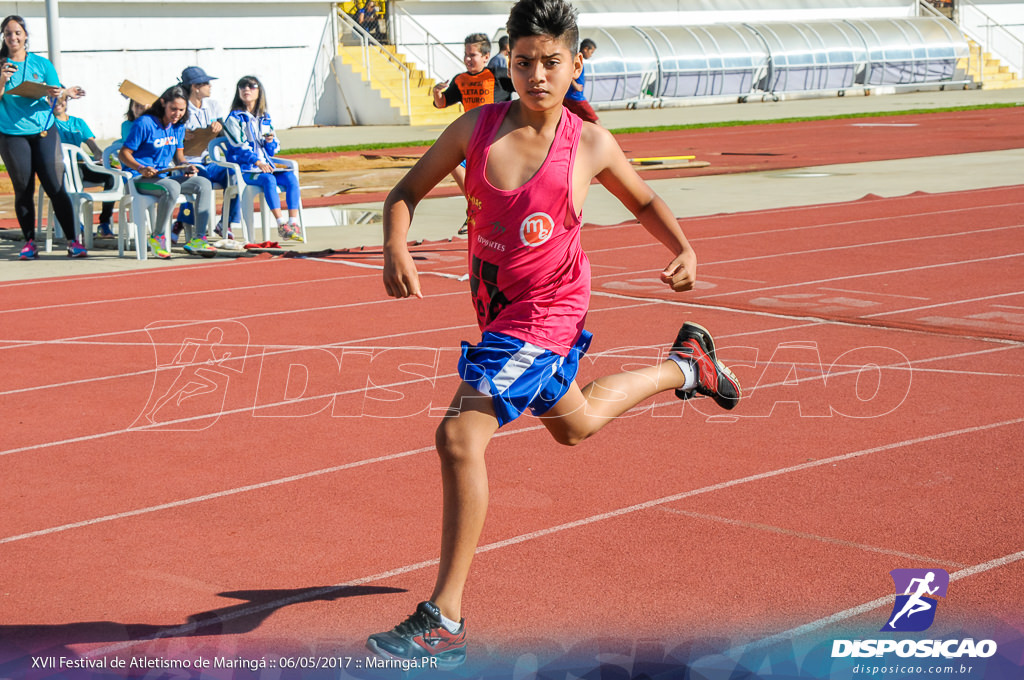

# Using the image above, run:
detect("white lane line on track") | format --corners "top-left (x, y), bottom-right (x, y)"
top-left (2, 326), bottom-right (1019, 462)
top-left (75, 417), bottom-right (1024, 657)
top-left (0, 273), bottom-right (377, 316)
top-left (658, 508), bottom-right (968, 568)
top-left (697, 253), bottom-right (1024, 299)
top-left (585, 199), bottom-right (1024, 244)
top-left (0, 300), bottom-right (659, 397)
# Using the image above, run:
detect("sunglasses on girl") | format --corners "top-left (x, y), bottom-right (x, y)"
top-left (239, 81), bottom-right (259, 90)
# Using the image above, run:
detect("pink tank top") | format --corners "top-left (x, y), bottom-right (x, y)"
top-left (464, 102), bottom-right (589, 356)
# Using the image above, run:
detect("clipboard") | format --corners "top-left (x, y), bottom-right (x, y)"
top-left (155, 164), bottom-right (194, 176)
top-left (6, 81), bottom-right (52, 99)
top-left (118, 80), bottom-right (159, 107)
top-left (184, 126), bottom-right (218, 157)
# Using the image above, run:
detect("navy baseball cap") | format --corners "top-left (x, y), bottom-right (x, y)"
top-left (181, 66), bottom-right (217, 87)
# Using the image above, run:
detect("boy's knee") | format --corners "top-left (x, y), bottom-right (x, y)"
top-left (551, 427), bottom-right (588, 447)
top-left (434, 418), bottom-right (482, 464)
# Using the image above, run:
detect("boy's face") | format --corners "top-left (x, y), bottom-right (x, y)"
top-left (464, 43), bottom-right (489, 74)
top-left (510, 35), bottom-right (582, 111)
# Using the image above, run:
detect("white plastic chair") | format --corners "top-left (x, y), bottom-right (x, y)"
top-left (37, 143), bottom-right (124, 252)
top-left (208, 138), bottom-right (306, 244)
top-left (103, 141), bottom-right (184, 260)
top-left (205, 138), bottom-right (247, 243)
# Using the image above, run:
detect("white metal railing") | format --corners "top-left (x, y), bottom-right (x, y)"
top-left (337, 9), bottom-right (413, 117)
top-left (916, 1), bottom-right (946, 20)
top-left (392, 6), bottom-right (464, 84)
top-left (298, 14), bottom-right (338, 126)
top-left (957, 0), bottom-right (1024, 82)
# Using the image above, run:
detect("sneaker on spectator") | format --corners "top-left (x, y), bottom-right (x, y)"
top-left (97, 222), bottom-right (115, 238)
top-left (183, 237), bottom-right (217, 258)
top-left (67, 240), bottom-right (88, 258)
top-left (277, 223), bottom-right (295, 240)
top-left (148, 235), bottom-right (171, 259)
top-left (19, 239), bottom-right (38, 260)
top-left (286, 222), bottom-right (304, 242)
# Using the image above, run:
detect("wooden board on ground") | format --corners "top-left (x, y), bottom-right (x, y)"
top-left (635, 159), bottom-right (711, 170)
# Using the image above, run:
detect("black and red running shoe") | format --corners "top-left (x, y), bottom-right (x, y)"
top-left (672, 322), bottom-right (741, 410)
top-left (367, 601), bottom-right (467, 668)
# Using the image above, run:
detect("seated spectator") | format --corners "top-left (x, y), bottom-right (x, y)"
top-left (53, 96), bottom-right (116, 237)
top-left (118, 85), bottom-right (217, 259)
top-left (121, 98), bottom-right (147, 141)
top-left (177, 65), bottom-right (239, 241)
top-left (223, 75), bottom-right (303, 242)
top-left (356, 0), bottom-right (386, 43)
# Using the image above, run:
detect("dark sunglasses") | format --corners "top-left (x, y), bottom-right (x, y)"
top-left (239, 81), bottom-right (259, 90)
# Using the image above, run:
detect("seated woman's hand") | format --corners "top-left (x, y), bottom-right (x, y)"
top-left (256, 160), bottom-right (275, 173)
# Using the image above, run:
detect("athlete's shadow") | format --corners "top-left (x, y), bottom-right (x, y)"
top-left (0, 585), bottom-right (405, 667)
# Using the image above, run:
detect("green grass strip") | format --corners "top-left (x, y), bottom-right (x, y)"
top-left (276, 102), bottom-right (1019, 157)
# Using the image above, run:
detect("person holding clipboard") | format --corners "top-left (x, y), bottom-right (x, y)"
top-left (0, 15), bottom-right (88, 259)
top-left (119, 85), bottom-right (217, 258)
top-left (223, 75), bottom-right (302, 241)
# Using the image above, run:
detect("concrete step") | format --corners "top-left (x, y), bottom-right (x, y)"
top-left (979, 78), bottom-right (1024, 89)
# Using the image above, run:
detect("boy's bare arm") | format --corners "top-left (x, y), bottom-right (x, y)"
top-left (587, 126), bottom-right (697, 291)
top-left (383, 111), bottom-right (477, 299)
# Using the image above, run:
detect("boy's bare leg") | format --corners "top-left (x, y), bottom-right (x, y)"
top-left (430, 381), bottom-right (501, 622)
top-left (541, 360), bottom-right (684, 445)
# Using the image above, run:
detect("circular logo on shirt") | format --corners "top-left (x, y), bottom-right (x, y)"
top-left (519, 212), bottom-right (555, 247)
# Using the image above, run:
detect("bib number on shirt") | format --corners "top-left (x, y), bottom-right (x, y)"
top-left (470, 256), bottom-right (510, 325)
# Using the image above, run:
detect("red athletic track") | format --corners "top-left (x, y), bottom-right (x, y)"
top-left (2, 136), bottom-right (1023, 675)
top-left (298, 107), bottom-right (1024, 207)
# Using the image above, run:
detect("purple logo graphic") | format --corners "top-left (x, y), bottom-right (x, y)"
top-left (882, 569), bottom-right (949, 632)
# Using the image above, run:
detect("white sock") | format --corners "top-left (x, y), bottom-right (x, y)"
top-left (668, 353), bottom-right (698, 391)
top-left (439, 611), bottom-right (461, 633)
top-left (277, 216), bottom-right (288, 226)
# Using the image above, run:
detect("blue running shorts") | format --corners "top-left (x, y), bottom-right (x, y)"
top-left (458, 330), bottom-right (593, 427)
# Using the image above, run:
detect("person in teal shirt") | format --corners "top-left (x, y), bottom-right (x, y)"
top-left (0, 15), bottom-right (88, 259)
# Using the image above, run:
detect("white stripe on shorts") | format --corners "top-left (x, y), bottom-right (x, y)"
top-left (491, 342), bottom-right (548, 394)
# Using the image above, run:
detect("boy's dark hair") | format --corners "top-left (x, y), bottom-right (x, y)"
top-left (506, 0), bottom-right (579, 55)
top-left (498, 35), bottom-right (509, 52)
top-left (142, 85), bottom-right (189, 127)
top-left (464, 32), bottom-right (491, 55)
top-left (580, 37), bottom-right (596, 51)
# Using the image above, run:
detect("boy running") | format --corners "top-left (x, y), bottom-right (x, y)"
top-left (368, 0), bottom-right (741, 667)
